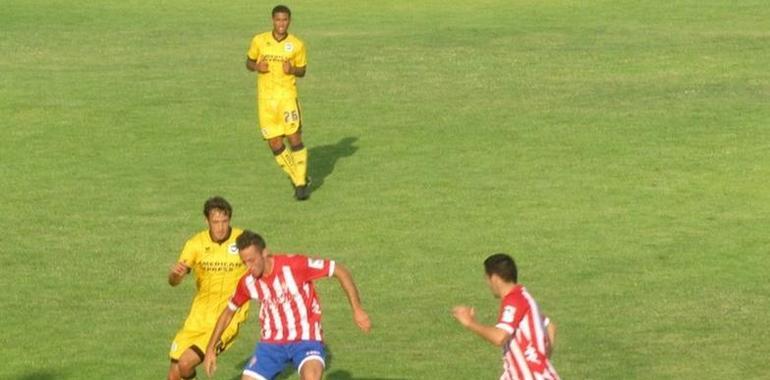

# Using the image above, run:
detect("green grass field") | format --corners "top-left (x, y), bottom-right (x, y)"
top-left (2, 0), bottom-right (769, 379)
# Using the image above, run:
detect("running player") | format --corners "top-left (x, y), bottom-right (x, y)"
top-left (167, 197), bottom-right (250, 380)
top-left (246, 5), bottom-right (311, 200)
top-left (452, 253), bottom-right (560, 380)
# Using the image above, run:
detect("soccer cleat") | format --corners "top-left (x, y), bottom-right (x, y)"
top-left (294, 177), bottom-right (312, 201)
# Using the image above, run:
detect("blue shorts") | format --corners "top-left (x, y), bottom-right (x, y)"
top-left (242, 341), bottom-right (326, 380)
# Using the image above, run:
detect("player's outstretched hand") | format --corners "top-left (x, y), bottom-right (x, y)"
top-left (203, 351), bottom-right (217, 378)
top-left (353, 308), bottom-right (371, 333)
top-left (256, 59), bottom-right (270, 73)
top-left (452, 305), bottom-right (476, 327)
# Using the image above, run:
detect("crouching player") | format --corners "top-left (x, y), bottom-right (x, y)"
top-left (203, 230), bottom-right (371, 380)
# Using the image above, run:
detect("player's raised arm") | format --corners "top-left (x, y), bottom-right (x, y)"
top-left (203, 305), bottom-right (237, 377)
top-left (168, 262), bottom-right (189, 286)
top-left (452, 305), bottom-right (511, 347)
top-left (332, 263), bottom-right (371, 333)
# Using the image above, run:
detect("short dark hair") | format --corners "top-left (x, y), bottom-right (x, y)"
top-left (272, 5), bottom-right (291, 17)
top-left (203, 196), bottom-right (232, 218)
top-left (484, 253), bottom-right (518, 283)
top-left (236, 230), bottom-right (267, 251)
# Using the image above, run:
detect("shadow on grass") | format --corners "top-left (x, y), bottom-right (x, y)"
top-left (326, 370), bottom-right (407, 380)
top-left (309, 136), bottom-right (359, 192)
top-left (17, 372), bottom-right (63, 380)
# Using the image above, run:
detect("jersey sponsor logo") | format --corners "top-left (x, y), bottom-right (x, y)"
top-left (228, 243), bottom-right (239, 255)
top-left (262, 54), bottom-right (286, 62)
top-left (308, 258), bottom-right (324, 269)
top-left (200, 260), bottom-right (243, 272)
top-left (524, 345), bottom-right (540, 364)
top-left (284, 42), bottom-right (294, 52)
top-left (502, 306), bottom-right (516, 323)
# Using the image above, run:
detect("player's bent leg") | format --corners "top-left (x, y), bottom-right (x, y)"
top-left (292, 341), bottom-right (326, 380)
top-left (267, 137), bottom-right (286, 153)
top-left (241, 372), bottom-right (269, 380)
top-left (167, 361), bottom-right (181, 380)
top-left (176, 347), bottom-right (204, 379)
top-left (298, 357), bottom-right (324, 380)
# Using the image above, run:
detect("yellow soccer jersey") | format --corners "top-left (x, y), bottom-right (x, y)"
top-left (247, 32), bottom-right (307, 100)
top-left (178, 227), bottom-right (249, 332)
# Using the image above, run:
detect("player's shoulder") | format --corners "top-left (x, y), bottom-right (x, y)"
top-left (230, 226), bottom-right (244, 238)
top-left (275, 253), bottom-right (313, 268)
top-left (502, 285), bottom-right (528, 305)
top-left (239, 272), bottom-right (255, 286)
top-left (276, 253), bottom-right (303, 261)
top-left (287, 34), bottom-right (305, 46)
top-left (288, 33), bottom-right (304, 43)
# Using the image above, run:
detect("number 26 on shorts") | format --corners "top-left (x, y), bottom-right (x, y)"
top-left (283, 110), bottom-right (299, 123)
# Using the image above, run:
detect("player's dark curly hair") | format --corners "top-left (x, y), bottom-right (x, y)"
top-left (272, 5), bottom-right (291, 17)
top-left (484, 253), bottom-right (518, 283)
top-left (203, 196), bottom-right (232, 218)
top-left (236, 230), bottom-right (267, 251)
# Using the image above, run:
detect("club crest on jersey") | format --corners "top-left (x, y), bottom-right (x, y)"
top-left (502, 306), bottom-right (516, 323)
top-left (228, 244), bottom-right (239, 255)
top-left (308, 258), bottom-right (324, 269)
top-left (284, 42), bottom-right (294, 52)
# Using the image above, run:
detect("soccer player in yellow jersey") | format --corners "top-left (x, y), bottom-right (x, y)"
top-left (167, 197), bottom-right (250, 380)
top-left (247, 5), bottom-right (311, 200)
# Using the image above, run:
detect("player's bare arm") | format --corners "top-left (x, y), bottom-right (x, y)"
top-left (168, 262), bottom-right (189, 286)
top-left (203, 306), bottom-right (237, 377)
top-left (282, 60), bottom-right (306, 77)
top-left (546, 319), bottom-right (556, 357)
top-left (333, 263), bottom-right (371, 333)
top-left (452, 305), bottom-right (510, 347)
top-left (246, 57), bottom-right (270, 73)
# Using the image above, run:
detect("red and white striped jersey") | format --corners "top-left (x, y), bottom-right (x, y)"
top-left (495, 285), bottom-right (560, 380)
top-left (228, 254), bottom-right (335, 343)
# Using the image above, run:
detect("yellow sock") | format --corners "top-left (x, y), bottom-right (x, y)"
top-left (291, 147), bottom-right (308, 186)
top-left (274, 148), bottom-right (300, 185)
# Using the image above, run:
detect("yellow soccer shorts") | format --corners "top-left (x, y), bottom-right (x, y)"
top-left (169, 321), bottom-right (242, 361)
top-left (258, 97), bottom-right (302, 140)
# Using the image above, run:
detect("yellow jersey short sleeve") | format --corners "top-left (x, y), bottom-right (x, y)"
top-left (177, 237), bottom-right (199, 268)
top-left (293, 41), bottom-right (307, 68)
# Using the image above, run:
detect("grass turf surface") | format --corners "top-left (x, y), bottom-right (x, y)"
top-left (1, 0), bottom-right (769, 379)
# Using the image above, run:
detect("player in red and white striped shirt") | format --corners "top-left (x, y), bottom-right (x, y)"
top-left (453, 253), bottom-right (560, 380)
top-left (203, 230), bottom-right (371, 380)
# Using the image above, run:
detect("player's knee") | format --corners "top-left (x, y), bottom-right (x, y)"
top-left (299, 360), bottom-right (324, 380)
top-left (176, 359), bottom-right (197, 378)
top-left (167, 365), bottom-right (180, 380)
top-left (270, 142), bottom-right (286, 155)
